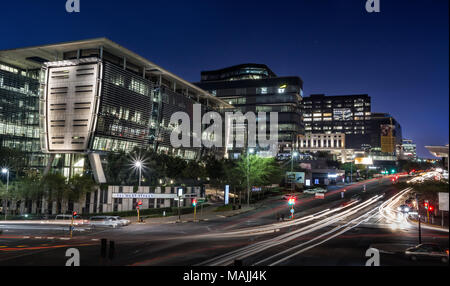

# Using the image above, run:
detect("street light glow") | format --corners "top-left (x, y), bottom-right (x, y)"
top-left (1, 168), bottom-right (8, 174)
top-left (249, 148), bottom-right (255, 154)
top-left (134, 161), bottom-right (142, 168)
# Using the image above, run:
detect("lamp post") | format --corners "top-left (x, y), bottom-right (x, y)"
top-left (2, 168), bottom-right (9, 220)
top-left (134, 161), bottom-right (143, 188)
top-left (291, 151), bottom-right (299, 192)
top-left (247, 148), bottom-right (255, 207)
top-left (350, 154), bottom-right (355, 183)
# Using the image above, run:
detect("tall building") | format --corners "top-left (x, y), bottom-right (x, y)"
top-left (400, 139), bottom-right (417, 161)
top-left (0, 62), bottom-right (49, 170)
top-left (301, 94), bottom-right (372, 149)
top-left (0, 38), bottom-right (231, 182)
top-left (194, 63), bottom-right (304, 157)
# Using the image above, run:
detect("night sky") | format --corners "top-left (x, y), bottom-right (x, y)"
top-left (1, 0), bottom-right (448, 158)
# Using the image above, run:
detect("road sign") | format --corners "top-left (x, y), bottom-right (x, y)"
top-left (315, 193), bottom-right (325, 199)
top-left (286, 172), bottom-right (305, 184)
top-left (112, 193), bottom-right (177, 199)
top-left (225, 185), bottom-right (230, 205)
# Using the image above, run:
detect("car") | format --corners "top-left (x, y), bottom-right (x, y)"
top-left (89, 216), bottom-right (121, 228)
top-left (110, 216), bottom-right (130, 226)
top-left (55, 214), bottom-right (88, 225)
top-left (404, 244), bottom-right (449, 263)
top-left (282, 194), bottom-right (297, 200)
top-left (397, 204), bottom-right (411, 213)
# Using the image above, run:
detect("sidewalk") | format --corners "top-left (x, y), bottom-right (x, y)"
top-left (129, 204), bottom-right (256, 225)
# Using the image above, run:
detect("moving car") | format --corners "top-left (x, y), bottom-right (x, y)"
top-left (111, 216), bottom-right (131, 226)
top-left (397, 204), bottom-right (411, 213)
top-left (55, 214), bottom-right (88, 225)
top-left (89, 216), bottom-right (121, 228)
top-left (404, 244), bottom-right (449, 263)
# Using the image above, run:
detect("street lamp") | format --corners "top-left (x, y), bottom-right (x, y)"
top-left (350, 154), bottom-right (356, 183)
top-left (247, 148), bottom-right (255, 207)
top-left (1, 168), bottom-right (9, 220)
top-left (134, 160), bottom-right (143, 188)
top-left (291, 151), bottom-right (299, 192)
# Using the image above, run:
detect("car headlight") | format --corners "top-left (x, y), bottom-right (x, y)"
top-left (404, 207), bottom-right (410, 212)
top-left (398, 207), bottom-right (402, 211)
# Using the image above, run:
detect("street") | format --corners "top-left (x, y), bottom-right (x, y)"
top-left (0, 176), bottom-right (447, 266)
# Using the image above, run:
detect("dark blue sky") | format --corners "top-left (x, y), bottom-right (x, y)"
top-left (1, 0), bottom-right (448, 158)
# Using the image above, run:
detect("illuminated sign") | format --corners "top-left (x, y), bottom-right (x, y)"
top-left (354, 157), bottom-right (373, 165)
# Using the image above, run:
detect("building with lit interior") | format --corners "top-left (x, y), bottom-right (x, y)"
top-left (0, 38), bottom-right (232, 183)
top-left (194, 63), bottom-right (304, 158)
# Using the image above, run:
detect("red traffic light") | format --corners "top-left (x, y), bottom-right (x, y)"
top-left (72, 211), bottom-right (77, 217)
top-left (424, 202), bottom-right (429, 210)
top-left (138, 201), bottom-right (142, 206)
top-left (429, 205), bottom-right (434, 212)
top-left (192, 199), bottom-right (197, 206)
top-left (288, 197), bottom-right (296, 206)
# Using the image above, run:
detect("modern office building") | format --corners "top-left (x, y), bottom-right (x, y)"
top-left (0, 38), bottom-right (232, 183)
top-left (400, 139), bottom-right (417, 161)
top-left (0, 62), bottom-right (49, 170)
top-left (298, 133), bottom-right (355, 163)
top-left (301, 94), bottom-right (372, 150)
top-left (194, 63), bottom-right (304, 158)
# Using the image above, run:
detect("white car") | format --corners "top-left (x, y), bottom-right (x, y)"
top-left (89, 216), bottom-right (121, 228)
top-left (111, 216), bottom-right (130, 226)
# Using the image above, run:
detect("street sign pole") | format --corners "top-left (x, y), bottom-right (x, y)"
top-left (70, 216), bottom-right (74, 238)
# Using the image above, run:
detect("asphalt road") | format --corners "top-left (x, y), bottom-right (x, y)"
top-left (0, 176), bottom-right (448, 266)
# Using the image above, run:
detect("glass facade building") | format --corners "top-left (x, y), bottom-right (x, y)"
top-left (194, 64), bottom-right (304, 157)
top-left (301, 94), bottom-right (372, 150)
top-left (0, 63), bottom-right (49, 169)
top-left (0, 38), bottom-right (231, 181)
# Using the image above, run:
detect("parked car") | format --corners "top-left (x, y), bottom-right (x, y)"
top-left (404, 244), bottom-right (449, 263)
top-left (89, 216), bottom-right (121, 228)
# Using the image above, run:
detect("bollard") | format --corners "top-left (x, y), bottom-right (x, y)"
top-left (109, 241), bottom-right (115, 260)
top-left (100, 238), bottom-right (107, 259)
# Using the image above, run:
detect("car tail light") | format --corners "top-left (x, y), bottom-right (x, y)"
top-left (446, 249), bottom-right (449, 255)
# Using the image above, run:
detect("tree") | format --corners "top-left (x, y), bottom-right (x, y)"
top-left (68, 175), bottom-right (97, 202)
top-left (41, 173), bottom-right (69, 214)
top-left (234, 155), bottom-right (283, 204)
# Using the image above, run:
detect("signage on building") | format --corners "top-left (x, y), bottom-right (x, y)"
top-left (286, 172), bottom-right (305, 184)
top-left (354, 157), bottom-right (374, 165)
top-left (112, 193), bottom-right (178, 199)
top-left (381, 124), bottom-right (396, 153)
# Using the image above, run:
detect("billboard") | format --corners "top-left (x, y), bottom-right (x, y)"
top-left (381, 124), bottom-right (395, 153)
top-left (354, 157), bottom-right (373, 165)
top-left (286, 172), bottom-right (305, 184)
top-left (439, 192), bottom-right (449, 211)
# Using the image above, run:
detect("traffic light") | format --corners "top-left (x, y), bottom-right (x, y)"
top-left (288, 197), bottom-right (296, 206)
top-left (138, 201), bottom-right (142, 206)
top-left (192, 199), bottom-right (197, 207)
top-left (72, 211), bottom-right (77, 218)
top-left (429, 205), bottom-right (434, 212)
top-left (424, 202), bottom-right (429, 210)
